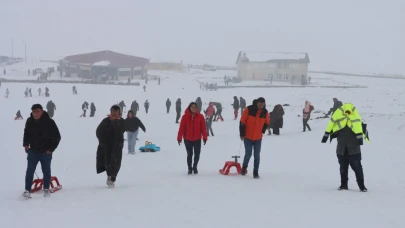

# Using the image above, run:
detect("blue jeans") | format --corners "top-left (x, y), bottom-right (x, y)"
top-left (25, 150), bottom-right (52, 191)
top-left (242, 138), bottom-right (262, 172)
top-left (127, 131), bottom-right (138, 153)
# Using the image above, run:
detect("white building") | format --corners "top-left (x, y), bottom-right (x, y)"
top-left (236, 51), bottom-right (310, 84)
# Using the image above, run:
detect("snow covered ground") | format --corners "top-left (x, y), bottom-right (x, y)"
top-left (1, 70), bottom-right (405, 228)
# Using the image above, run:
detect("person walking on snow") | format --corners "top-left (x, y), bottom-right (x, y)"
top-left (166, 98), bottom-right (172, 114)
top-left (24, 88), bottom-right (29, 97)
top-left (20, 104), bottom-right (61, 199)
top-left (29, 88), bottom-right (32, 97)
top-left (38, 88), bottom-right (42, 96)
top-left (240, 97), bottom-right (246, 116)
top-left (204, 102), bottom-right (215, 136)
top-left (130, 100), bottom-right (139, 116)
top-left (232, 96), bottom-right (240, 119)
top-left (143, 85), bottom-right (146, 92)
top-left (175, 98), bottom-right (182, 123)
top-left (46, 100), bottom-right (56, 118)
top-left (196, 97), bottom-right (202, 113)
top-left (177, 102), bottom-right (208, 175)
top-left (96, 105), bottom-right (125, 188)
top-left (240, 97), bottom-right (270, 179)
top-left (303, 101), bottom-right (314, 132)
top-left (268, 104), bottom-right (284, 135)
top-left (5, 88), bottom-right (9, 98)
top-left (125, 110), bottom-right (146, 154)
top-left (326, 98), bottom-right (343, 116)
top-left (118, 100), bottom-right (126, 114)
top-left (90, 102), bottom-right (96, 117)
top-left (15, 110), bottom-right (23, 120)
top-left (321, 103), bottom-right (369, 192)
top-left (144, 100), bottom-right (150, 114)
top-left (213, 102), bottom-right (223, 121)
top-left (81, 101), bottom-right (89, 117)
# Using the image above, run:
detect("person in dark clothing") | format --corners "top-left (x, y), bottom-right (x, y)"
top-left (46, 100), bottom-right (56, 118)
top-left (166, 98), bottom-right (172, 114)
top-left (196, 97), bottom-right (202, 113)
top-left (96, 105), bottom-right (125, 188)
top-left (177, 102), bottom-right (208, 174)
top-left (144, 100), bottom-right (150, 114)
top-left (124, 110), bottom-right (146, 154)
top-left (81, 101), bottom-right (89, 117)
top-left (29, 88), bottom-right (32, 97)
top-left (20, 104), bottom-right (61, 199)
top-left (118, 100), bottom-right (126, 114)
top-left (327, 98), bottom-right (343, 115)
top-left (143, 85), bottom-right (146, 92)
top-left (130, 100), bottom-right (139, 116)
top-left (239, 97), bottom-right (246, 116)
top-left (15, 110), bottom-right (23, 120)
top-left (212, 102), bottom-right (223, 121)
top-left (232, 96), bottom-right (240, 119)
top-left (176, 98), bottom-right (182, 123)
top-left (302, 101), bottom-right (314, 132)
top-left (90, 102), bottom-right (96, 117)
top-left (45, 87), bottom-right (49, 93)
top-left (268, 104), bottom-right (284, 135)
top-left (158, 77), bottom-right (161, 85)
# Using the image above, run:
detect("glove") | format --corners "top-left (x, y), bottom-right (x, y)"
top-left (321, 132), bottom-right (329, 143)
top-left (203, 140), bottom-right (207, 145)
top-left (178, 140), bottom-right (181, 145)
top-left (356, 135), bottom-right (364, 145)
top-left (24, 146), bottom-right (29, 152)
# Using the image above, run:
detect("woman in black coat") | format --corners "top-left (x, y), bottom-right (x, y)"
top-left (268, 104), bottom-right (284, 135)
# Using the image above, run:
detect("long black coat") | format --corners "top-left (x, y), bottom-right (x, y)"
top-left (96, 117), bottom-right (125, 176)
top-left (130, 101), bottom-right (139, 113)
top-left (270, 105), bottom-right (284, 129)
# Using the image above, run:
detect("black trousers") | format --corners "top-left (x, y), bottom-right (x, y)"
top-left (176, 111), bottom-right (181, 123)
top-left (337, 148), bottom-right (364, 184)
top-left (145, 108), bottom-right (149, 114)
top-left (166, 106), bottom-right (170, 113)
top-left (184, 140), bottom-right (201, 169)
top-left (303, 119), bottom-right (311, 131)
top-left (83, 110), bottom-right (87, 117)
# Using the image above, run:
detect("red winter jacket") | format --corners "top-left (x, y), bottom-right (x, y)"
top-left (205, 103), bottom-right (215, 117)
top-left (177, 108), bottom-right (208, 142)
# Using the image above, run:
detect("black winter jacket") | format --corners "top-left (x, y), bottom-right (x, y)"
top-left (124, 117), bottom-right (146, 132)
top-left (176, 99), bottom-right (181, 111)
top-left (23, 111), bottom-right (61, 153)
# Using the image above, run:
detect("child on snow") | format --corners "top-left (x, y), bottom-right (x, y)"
top-left (303, 101), bottom-right (314, 132)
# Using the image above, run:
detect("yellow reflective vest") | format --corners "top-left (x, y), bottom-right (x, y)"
top-left (325, 103), bottom-right (369, 142)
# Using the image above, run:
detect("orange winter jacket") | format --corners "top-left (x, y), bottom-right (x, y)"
top-left (239, 105), bottom-right (270, 141)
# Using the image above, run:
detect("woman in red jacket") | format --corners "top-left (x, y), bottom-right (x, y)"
top-left (177, 102), bottom-right (208, 175)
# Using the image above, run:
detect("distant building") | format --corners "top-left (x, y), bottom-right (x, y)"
top-left (61, 50), bottom-right (149, 80)
top-left (236, 51), bottom-right (310, 84)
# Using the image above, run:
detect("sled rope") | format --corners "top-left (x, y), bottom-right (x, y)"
top-left (34, 171), bottom-right (39, 179)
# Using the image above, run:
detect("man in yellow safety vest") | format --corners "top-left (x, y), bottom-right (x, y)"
top-left (321, 103), bottom-right (370, 192)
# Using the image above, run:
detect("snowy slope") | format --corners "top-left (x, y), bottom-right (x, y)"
top-left (0, 71), bottom-right (405, 228)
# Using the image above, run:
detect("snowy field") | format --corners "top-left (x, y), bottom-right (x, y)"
top-left (1, 70), bottom-right (405, 228)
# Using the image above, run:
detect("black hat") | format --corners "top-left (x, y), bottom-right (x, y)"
top-left (257, 97), bottom-right (266, 103)
top-left (31, 104), bottom-right (43, 110)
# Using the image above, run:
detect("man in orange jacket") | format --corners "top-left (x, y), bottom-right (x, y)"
top-left (239, 97), bottom-right (270, 179)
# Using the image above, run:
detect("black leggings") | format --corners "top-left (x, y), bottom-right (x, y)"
top-left (184, 140), bottom-right (201, 169)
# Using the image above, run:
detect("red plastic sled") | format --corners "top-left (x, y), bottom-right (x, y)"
top-left (31, 176), bottom-right (62, 193)
top-left (219, 156), bottom-right (246, 175)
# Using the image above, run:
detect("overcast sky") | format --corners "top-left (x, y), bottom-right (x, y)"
top-left (1, 0), bottom-right (404, 74)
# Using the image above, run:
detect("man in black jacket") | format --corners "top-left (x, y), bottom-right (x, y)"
top-left (130, 100), bottom-right (139, 116)
top-left (96, 105), bottom-right (125, 188)
top-left (21, 104), bottom-right (61, 199)
top-left (125, 110), bottom-right (146, 154)
top-left (166, 98), bottom-right (171, 114)
top-left (240, 97), bottom-right (246, 116)
top-left (327, 98), bottom-right (343, 115)
top-left (176, 98), bottom-right (181, 123)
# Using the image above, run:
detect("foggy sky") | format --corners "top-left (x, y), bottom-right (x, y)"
top-left (1, 0), bottom-right (404, 74)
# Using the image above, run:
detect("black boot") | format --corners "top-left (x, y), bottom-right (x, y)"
top-left (188, 168), bottom-right (192, 175)
top-left (193, 167), bottom-right (198, 175)
top-left (338, 182), bottom-right (348, 190)
top-left (241, 166), bottom-right (247, 176)
top-left (253, 170), bottom-right (260, 179)
top-left (358, 180), bottom-right (368, 192)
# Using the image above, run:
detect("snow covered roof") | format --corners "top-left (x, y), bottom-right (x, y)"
top-left (92, 61), bottom-right (111, 66)
top-left (64, 50), bottom-right (149, 67)
top-left (236, 51), bottom-right (310, 64)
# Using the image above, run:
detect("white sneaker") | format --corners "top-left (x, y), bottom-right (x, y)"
top-left (20, 190), bottom-right (31, 200)
top-left (44, 189), bottom-right (51, 197)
